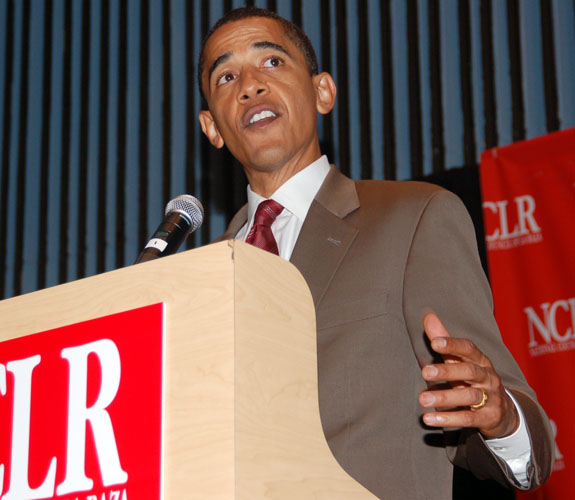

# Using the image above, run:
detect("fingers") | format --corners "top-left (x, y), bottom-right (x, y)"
top-left (422, 361), bottom-right (488, 385)
top-left (420, 313), bottom-right (520, 438)
top-left (419, 386), bottom-right (486, 409)
top-left (420, 388), bottom-right (519, 439)
top-left (420, 385), bottom-right (496, 430)
top-left (422, 408), bottom-right (493, 430)
top-left (424, 313), bottom-right (491, 367)
top-left (430, 337), bottom-right (492, 367)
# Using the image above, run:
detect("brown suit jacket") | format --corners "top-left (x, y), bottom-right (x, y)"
top-left (215, 166), bottom-right (554, 499)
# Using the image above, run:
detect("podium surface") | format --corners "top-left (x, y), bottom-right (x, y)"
top-left (0, 241), bottom-right (377, 499)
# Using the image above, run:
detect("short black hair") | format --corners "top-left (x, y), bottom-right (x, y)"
top-left (197, 7), bottom-right (319, 103)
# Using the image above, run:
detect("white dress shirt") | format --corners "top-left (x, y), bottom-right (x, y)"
top-left (236, 155), bottom-right (331, 259)
top-left (237, 155), bottom-right (532, 487)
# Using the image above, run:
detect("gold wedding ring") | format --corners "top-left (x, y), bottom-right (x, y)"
top-left (470, 388), bottom-right (488, 410)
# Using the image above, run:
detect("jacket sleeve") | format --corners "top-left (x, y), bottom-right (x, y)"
top-left (401, 188), bottom-right (554, 489)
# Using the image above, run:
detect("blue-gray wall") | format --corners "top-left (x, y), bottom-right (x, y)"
top-left (1, 0), bottom-right (574, 299)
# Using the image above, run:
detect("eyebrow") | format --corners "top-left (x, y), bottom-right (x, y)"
top-left (207, 41), bottom-right (293, 85)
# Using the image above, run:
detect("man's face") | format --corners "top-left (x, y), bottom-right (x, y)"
top-left (199, 17), bottom-right (332, 178)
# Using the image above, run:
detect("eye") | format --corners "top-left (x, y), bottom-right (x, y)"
top-left (216, 72), bottom-right (236, 86)
top-left (263, 56), bottom-right (284, 68)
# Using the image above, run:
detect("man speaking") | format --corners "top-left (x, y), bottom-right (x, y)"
top-left (197, 7), bottom-right (553, 499)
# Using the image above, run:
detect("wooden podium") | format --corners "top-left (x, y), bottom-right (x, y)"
top-left (0, 241), bottom-right (377, 499)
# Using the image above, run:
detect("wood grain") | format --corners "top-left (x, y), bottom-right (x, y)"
top-left (0, 241), bottom-right (377, 499)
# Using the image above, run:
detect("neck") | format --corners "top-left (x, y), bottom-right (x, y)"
top-left (244, 147), bottom-right (322, 198)
top-left (246, 169), bottom-right (300, 198)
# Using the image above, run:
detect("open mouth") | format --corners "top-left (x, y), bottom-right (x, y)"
top-left (243, 104), bottom-right (280, 129)
top-left (249, 109), bottom-right (277, 124)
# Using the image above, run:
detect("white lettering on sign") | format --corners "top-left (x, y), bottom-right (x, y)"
top-left (2, 356), bottom-right (57, 500)
top-left (86, 488), bottom-right (128, 500)
top-left (524, 298), bottom-right (575, 356)
top-left (483, 195), bottom-right (542, 249)
top-left (550, 420), bottom-right (565, 471)
top-left (551, 420), bottom-right (563, 460)
top-left (57, 340), bottom-right (128, 495)
top-left (0, 340), bottom-right (128, 499)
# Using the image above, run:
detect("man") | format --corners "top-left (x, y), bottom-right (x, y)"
top-left (197, 7), bottom-right (553, 499)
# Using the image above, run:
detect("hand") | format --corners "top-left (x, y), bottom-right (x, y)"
top-left (418, 312), bottom-right (519, 439)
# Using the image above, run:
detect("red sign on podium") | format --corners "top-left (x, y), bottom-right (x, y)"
top-left (0, 303), bottom-right (164, 500)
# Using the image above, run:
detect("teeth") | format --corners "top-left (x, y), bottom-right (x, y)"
top-left (250, 110), bottom-right (276, 124)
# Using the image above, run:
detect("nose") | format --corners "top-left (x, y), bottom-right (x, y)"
top-left (237, 69), bottom-right (269, 102)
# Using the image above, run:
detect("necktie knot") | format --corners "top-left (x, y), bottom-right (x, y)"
top-left (253, 199), bottom-right (284, 227)
top-left (245, 199), bottom-right (284, 255)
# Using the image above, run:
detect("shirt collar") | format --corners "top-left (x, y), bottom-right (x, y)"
top-left (246, 155), bottom-right (331, 223)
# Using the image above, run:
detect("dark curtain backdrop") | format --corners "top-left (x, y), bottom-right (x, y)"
top-left (0, 0), bottom-right (573, 302)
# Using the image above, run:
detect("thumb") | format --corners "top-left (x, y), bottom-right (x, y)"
top-left (423, 312), bottom-right (457, 362)
top-left (423, 312), bottom-right (451, 341)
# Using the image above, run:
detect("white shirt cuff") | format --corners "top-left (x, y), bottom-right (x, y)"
top-left (485, 390), bottom-right (531, 488)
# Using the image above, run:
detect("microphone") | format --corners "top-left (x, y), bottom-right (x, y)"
top-left (135, 194), bottom-right (204, 264)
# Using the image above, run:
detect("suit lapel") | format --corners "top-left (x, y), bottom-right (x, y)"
top-left (216, 167), bottom-right (360, 310)
top-left (290, 166), bottom-right (360, 309)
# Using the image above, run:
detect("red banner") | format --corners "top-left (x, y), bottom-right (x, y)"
top-left (480, 128), bottom-right (575, 498)
top-left (0, 303), bottom-right (164, 500)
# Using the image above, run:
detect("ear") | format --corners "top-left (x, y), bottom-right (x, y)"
top-left (198, 110), bottom-right (225, 149)
top-left (313, 72), bottom-right (337, 115)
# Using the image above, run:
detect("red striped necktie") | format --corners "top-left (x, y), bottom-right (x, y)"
top-left (245, 199), bottom-right (284, 255)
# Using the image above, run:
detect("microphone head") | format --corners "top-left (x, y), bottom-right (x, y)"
top-left (165, 194), bottom-right (204, 233)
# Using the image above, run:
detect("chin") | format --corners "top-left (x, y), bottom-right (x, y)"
top-left (245, 147), bottom-right (292, 172)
